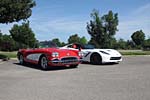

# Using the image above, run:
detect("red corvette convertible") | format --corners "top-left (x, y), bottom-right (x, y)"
top-left (17, 41), bottom-right (82, 70)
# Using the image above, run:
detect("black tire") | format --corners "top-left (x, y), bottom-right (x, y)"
top-left (18, 54), bottom-right (25, 65)
top-left (90, 53), bottom-right (102, 65)
top-left (39, 55), bottom-right (48, 70)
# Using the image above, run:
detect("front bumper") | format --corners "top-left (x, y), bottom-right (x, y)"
top-left (48, 57), bottom-right (81, 66)
top-left (102, 56), bottom-right (122, 63)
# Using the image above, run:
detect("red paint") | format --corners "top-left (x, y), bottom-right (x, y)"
top-left (18, 47), bottom-right (81, 67)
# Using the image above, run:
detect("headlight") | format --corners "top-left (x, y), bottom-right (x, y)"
top-left (100, 51), bottom-right (110, 55)
top-left (52, 52), bottom-right (59, 57)
top-left (78, 51), bottom-right (84, 57)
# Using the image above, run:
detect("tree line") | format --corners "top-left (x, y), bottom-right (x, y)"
top-left (0, 0), bottom-right (149, 51)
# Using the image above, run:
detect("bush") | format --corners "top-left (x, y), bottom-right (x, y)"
top-left (0, 54), bottom-right (9, 61)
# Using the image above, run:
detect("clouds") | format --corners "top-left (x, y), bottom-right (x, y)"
top-left (134, 3), bottom-right (150, 16)
top-left (30, 17), bottom-right (90, 42)
top-left (0, 1), bottom-right (149, 42)
top-left (117, 3), bottom-right (150, 40)
top-left (33, 2), bottom-right (150, 41)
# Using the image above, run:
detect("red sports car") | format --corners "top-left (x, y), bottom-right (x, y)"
top-left (17, 41), bottom-right (82, 70)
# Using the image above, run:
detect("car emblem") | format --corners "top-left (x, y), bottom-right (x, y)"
top-left (67, 53), bottom-right (70, 56)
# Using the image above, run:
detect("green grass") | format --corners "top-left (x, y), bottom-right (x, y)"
top-left (0, 51), bottom-right (17, 59)
top-left (119, 50), bottom-right (150, 55)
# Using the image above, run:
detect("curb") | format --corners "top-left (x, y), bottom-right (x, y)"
top-left (0, 58), bottom-right (10, 61)
top-left (0, 58), bottom-right (17, 62)
top-left (10, 58), bottom-right (18, 60)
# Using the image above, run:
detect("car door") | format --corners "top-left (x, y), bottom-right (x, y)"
top-left (25, 48), bottom-right (42, 63)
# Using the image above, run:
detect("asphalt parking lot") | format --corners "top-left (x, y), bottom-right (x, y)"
top-left (0, 56), bottom-right (150, 100)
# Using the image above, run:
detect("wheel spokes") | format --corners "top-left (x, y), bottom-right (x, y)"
top-left (41, 57), bottom-right (47, 69)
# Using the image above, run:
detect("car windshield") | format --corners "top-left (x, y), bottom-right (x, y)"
top-left (83, 44), bottom-right (95, 49)
top-left (39, 41), bottom-right (57, 48)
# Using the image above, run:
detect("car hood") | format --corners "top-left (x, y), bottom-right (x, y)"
top-left (82, 49), bottom-right (122, 56)
top-left (43, 48), bottom-right (79, 57)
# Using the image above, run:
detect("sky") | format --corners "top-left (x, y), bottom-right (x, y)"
top-left (0, 0), bottom-right (150, 42)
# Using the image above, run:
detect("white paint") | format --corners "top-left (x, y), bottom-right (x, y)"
top-left (26, 54), bottom-right (42, 61)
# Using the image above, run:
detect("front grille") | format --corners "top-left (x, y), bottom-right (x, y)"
top-left (61, 57), bottom-right (78, 64)
top-left (110, 57), bottom-right (121, 60)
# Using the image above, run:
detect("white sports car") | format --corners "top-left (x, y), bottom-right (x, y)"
top-left (61, 43), bottom-right (122, 64)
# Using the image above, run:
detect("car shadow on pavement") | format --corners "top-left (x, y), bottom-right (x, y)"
top-left (13, 63), bottom-right (77, 71)
top-left (82, 62), bottom-right (119, 66)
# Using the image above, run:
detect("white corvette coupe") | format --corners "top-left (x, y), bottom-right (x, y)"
top-left (61, 43), bottom-right (122, 64)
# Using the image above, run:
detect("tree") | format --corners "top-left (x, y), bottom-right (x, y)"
top-left (110, 38), bottom-right (117, 49)
top-left (0, 32), bottom-right (3, 50)
top-left (87, 9), bottom-right (118, 48)
top-left (10, 21), bottom-right (36, 48)
top-left (52, 38), bottom-right (65, 47)
top-left (0, 34), bottom-right (17, 51)
top-left (0, 32), bottom-right (2, 43)
top-left (117, 38), bottom-right (127, 49)
top-left (143, 38), bottom-right (150, 50)
top-left (80, 36), bottom-right (87, 45)
top-left (52, 38), bottom-right (61, 47)
top-left (68, 34), bottom-right (88, 44)
top-left (126, 40), bottom-right (135, 49)
top-left (0, 0), bottom-right (36, 24)
top-left (68, 34), bottom-right (80, 44)
top-left (131, 30), bottom-right (145, 47)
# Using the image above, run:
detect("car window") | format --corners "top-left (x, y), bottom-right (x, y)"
top-left (83, 44), bottom-right (95, 49)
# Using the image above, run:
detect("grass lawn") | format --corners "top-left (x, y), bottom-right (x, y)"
top-left (119, 50), bottom-right (150, 55)
top-left (0, 51), bottom-right (17, 59)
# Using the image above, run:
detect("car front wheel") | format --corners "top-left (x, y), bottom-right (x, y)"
top-left (39, 56), bottom-right (48, 70)
top-left (90, 53), bottom-right (102, 65)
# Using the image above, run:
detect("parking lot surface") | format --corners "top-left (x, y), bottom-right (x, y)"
top-left (0, 56), bottom-right (150, 100)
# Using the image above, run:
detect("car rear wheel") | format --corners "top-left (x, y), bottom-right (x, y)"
top-left (90, 53), bottom-right (102, 65)
top-left (39, 56), bottom-right (48, 70)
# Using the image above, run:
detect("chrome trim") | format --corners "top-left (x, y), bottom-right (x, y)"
top-left (50, 57), bottom-right (80, 65)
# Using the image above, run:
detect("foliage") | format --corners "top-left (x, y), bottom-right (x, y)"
top-left (68, 34), bottom-right (87, 44)
top-left (109, 38), bottom-right (117, 49)
top-left (131, 30), bottom-right (145, 47)
top-left (52, 38), bottom-right (66, 47)
top-left (0, 33), bottom-right (2, 48)
top-left (52, 38), bottom-right (61, 47)
top-left (87, 9), bottom-right (118, 48)
top-left (68, 34), bottom-right (80, 44)
top-left (0, 34), bottom-right (19, 51)
top-left (144, 38), bottom-right (150, 46)
top-left (126, 40), bottom-right (135, 49)
top-left (10, 21), bottom-right (36, 48)
top-left (80, 36), bottom-right (87, 45)
top-left (116, 39), bottom-right (127, 49)
top-left (143, 38), bottom-right (150, 50)
top-left (0, 0), bottom-right (36, 24)
top-left (0, 54), bottom-right (8, 59)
